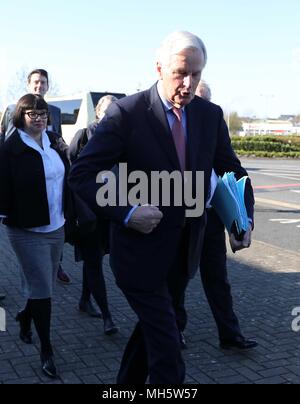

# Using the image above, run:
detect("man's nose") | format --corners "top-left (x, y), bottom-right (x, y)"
top-left (183, 74), bottom-right (192, 89)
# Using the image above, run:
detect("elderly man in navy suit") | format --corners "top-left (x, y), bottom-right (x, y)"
top-left (69, 31), bottom-right (254, 384)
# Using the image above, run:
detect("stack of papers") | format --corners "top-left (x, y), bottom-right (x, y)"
top-left (211, 172), bottom-right (249, 240)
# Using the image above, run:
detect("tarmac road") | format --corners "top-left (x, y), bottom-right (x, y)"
top-left (242, 158), bottom-right (300, 253)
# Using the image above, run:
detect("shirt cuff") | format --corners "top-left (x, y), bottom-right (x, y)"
top-left (124, 206), bottom-right (139, 226)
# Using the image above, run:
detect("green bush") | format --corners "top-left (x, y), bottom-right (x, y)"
top-left (231, 135), bottom-right (300, 158)
top-left (232, 140), bottom-right (300, 152)
top-left (231, 135), bottom-right (300, 144)
top-left (235, 150), bottom-right (300, 158)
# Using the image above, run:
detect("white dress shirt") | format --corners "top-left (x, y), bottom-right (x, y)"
top-left (19, 129), bottom-right (65, 233)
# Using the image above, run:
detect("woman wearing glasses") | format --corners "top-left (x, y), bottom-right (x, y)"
top-left (0, 94), bottom-right (70, 378)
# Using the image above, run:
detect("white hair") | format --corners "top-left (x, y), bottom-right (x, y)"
top-left (95, 94), bottom-right (117, 119)
top-left (196, 80), bottom-right (211, 101)
top-left (157, 31), bottom-right (207, 69)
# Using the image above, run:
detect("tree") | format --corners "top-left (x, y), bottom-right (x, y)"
top-left (5, 67), bottom-right (28, 105)
top-left (228, 111), bottom-right (243, 136)
top-left (292, 114), bottom-right (300, 125)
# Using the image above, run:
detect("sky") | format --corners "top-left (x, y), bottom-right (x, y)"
top-left (0, 0), bottom-right (299, 118)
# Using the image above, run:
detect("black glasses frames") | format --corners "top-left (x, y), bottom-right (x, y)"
top-left (24, 111), bottom-right (49, 120)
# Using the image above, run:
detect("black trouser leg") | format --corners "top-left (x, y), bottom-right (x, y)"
top-left (83, 258), bottom-right (110, 319)
top-left (80, 265), bottom-right (91, 302)
top-left (118, 285), bottom-right (185, 384)
top-left (29, 298), bottom-right (53, 355)
top-left (168, 226), bottom-right (190, 332)
top-left (200, 209), bottom-right (242, 340)
top-left (117, 322), bottom-right (148, 384)
top-left (79, 224), bottom-right (111, 319)
top-left (117, 229), bottom-right (189, 384)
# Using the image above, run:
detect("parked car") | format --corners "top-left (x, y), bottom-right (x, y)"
top-left (46, 91), bottom-right (126, 144)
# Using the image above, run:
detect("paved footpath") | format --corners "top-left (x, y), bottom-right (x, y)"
top-left (0, 225), bottom-right (300, 384)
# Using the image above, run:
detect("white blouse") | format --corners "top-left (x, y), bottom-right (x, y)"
top-left (19, 129), bottom-right (65, 233)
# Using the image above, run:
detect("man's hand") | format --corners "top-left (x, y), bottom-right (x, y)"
top-left (127, 205), bottom-right (163, 234)
top-left (229, 226), bottom-right (252, 253)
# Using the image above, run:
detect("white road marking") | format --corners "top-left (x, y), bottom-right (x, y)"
top-left (255, 197), bottom-right (300, 210)
top-left (269, 219), bottom-right (300, 224)
top-left (248, 171), bottom-right (300, 181)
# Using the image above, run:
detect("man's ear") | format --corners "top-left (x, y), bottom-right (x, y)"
top-left (156, 62), bottom-right (163, 79)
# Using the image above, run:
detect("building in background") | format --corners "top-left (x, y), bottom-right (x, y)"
top-left (240, 118), bottom-right (300, 136)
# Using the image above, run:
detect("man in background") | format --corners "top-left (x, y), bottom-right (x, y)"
top-left (194, 80), bottom-right (257, 350)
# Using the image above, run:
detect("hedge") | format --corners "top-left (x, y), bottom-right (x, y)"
top-left (231, 135), bottom-right (300, 158)
top-left (235, 150), bottom-right (300, 158)
top-left (231, 135), bottom-right (300, 144)
top-left (231, 140), bottom-right (300, 152)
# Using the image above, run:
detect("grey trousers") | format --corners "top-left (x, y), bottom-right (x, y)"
top-left (6, 226), bottom-right (64, 299)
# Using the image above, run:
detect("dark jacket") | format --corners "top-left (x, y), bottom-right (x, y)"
top-left (69, 84), bottom-right (254, 291)
top-left (48, 104), bottom-right (62, 136)
top-left (0, 129), bottom-right (71, 228)
top-left (69, 122), bottom-right (109, 258)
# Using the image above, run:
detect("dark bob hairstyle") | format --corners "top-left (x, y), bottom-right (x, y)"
top-left (13, 94), bottom-right (48, 129)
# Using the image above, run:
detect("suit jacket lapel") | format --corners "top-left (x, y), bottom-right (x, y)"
top-left (146, 85), bottom-right (181, 171)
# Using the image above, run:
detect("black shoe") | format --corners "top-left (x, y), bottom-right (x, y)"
top-left (57, 265), bottom-right (71, 284)
top-left (179, 331), bottom-right (187, 350)
top-left (15, 311), bottom-right (32, 344)
top-left (220, 336), bottom-right (258, 350)
top-left (0, 293), bottom-right (5, 301)
top-left (103, 317), bottom-right (119, 335)
top-left (79, 300), bottom-right (102, 318)
top-left (41, 353), bottom-right (58, 379)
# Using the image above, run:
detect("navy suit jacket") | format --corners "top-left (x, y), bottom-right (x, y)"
top-left (69, 84), bottom-right (254, 291)
top-left (48, 104), bottom-right (62, 136)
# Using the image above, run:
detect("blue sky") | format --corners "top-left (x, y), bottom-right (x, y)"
top-left (0, 0), bottom-right (299, 118)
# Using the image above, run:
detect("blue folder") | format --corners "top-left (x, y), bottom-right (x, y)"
top-left (210, 172), bottom-right (249, 240)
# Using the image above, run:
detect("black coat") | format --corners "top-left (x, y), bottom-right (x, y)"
top-left (0, 129), bottom-right (71, 228)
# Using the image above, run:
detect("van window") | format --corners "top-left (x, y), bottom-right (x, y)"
top-left (90, 92), bottom-right (126, 107)
top-left (48, 99), bottom-right (82, 125)
top-left (46, 91), bottom-right (126, 145)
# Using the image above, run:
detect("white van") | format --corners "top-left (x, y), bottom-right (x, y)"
top-left (46, 91), bottom-right (126, 145)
